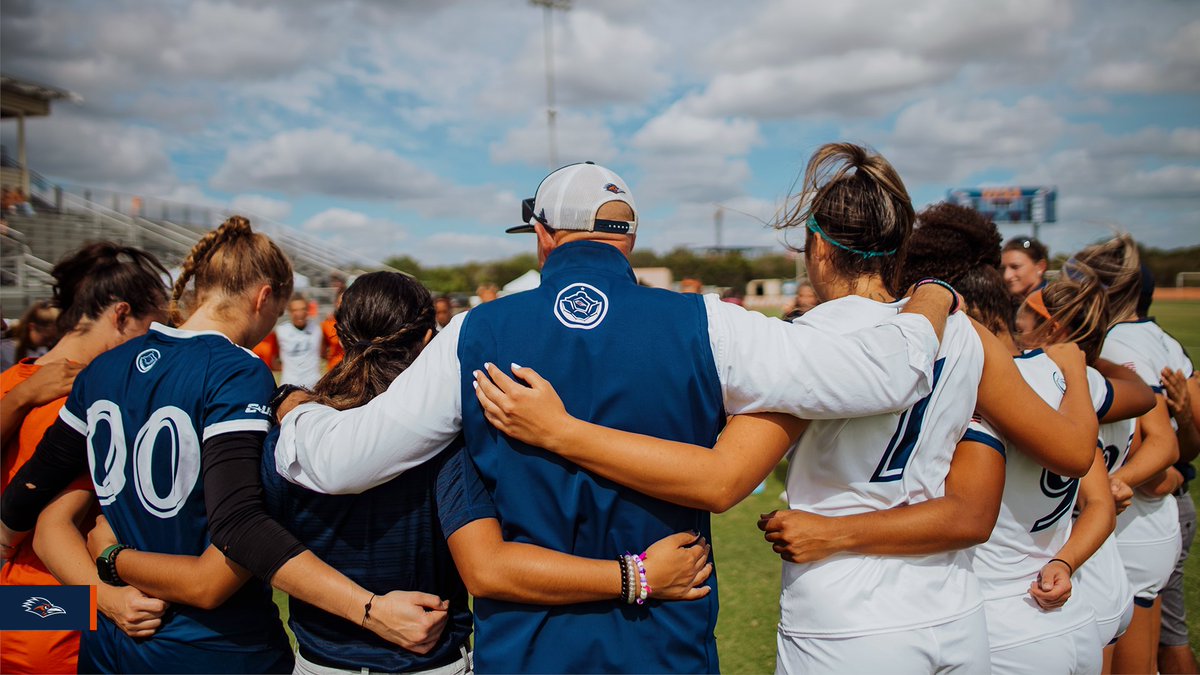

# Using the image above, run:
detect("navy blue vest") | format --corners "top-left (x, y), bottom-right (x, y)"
top-left (458, 241), bottom-right (725, 674)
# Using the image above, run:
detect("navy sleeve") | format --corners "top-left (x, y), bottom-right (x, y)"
top-left (434, 438), bottom-right (498, 538)
top-left (0, 420), bottom-right (89, 532)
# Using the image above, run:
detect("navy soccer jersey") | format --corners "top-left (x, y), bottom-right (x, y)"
top-left (59, 323), bottom-right (289, 668)
top-left (261, 430), bottom-right (489, 672)
top-left (457, 241), bottom-right (724, 674)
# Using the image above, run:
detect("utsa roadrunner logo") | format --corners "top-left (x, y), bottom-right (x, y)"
top-left (554, 283), bottom-right (609, 330)
top-left (603, 183), bottom-right (625, 194)
top-left (22, 597), bottom-right (66, 619)
top-left (136, 348), bottom-right (161, 373)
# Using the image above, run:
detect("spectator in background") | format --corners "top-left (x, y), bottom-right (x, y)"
top-left (321, 291), bottom-right (344, 371)
top-left (433, 296), bottom-right (453, 332)
top-left (1001, 236), bottom-right (1049, 301)
top-left (679, 277), bottom-right (703, 294)
top-left (782, 281), bottom-right (820, 321)
top-left (2, 301), bottom-right (60, 370)
top-left (252, 332), bottom-right (279, 372)
top-left (276, 294), bottom-right (324, 388)
top-left (476, 284), bottom-right (499, 304)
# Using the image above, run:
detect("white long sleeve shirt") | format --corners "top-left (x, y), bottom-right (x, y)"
top-left (276, 294), bottom-right (940, 494)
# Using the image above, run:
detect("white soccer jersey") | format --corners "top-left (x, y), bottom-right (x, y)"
top-left (275, 321), bottom-right (323, 388)
top-left (967, 351), bottom-right (1096, 650)
top-left (1104, 321), bottom-right (1181, 547)
top-left (779, 296), bottom-right (984, 638)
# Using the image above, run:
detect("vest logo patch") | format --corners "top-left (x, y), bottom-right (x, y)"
top-left (554, 283), bottom-right (609, 330)
top-left (1053, 371), bottom-right (1067, 393)
top-left (135, 349), bottom-right (161, 373)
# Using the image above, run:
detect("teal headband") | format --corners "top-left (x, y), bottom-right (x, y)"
top-left (805, 214), bottom-right (897, 259)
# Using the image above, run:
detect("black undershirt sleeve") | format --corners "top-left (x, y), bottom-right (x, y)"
top-left (0, 419), bottom-right (88, 532)
top-left (202, 430), bottom-right (306, 582)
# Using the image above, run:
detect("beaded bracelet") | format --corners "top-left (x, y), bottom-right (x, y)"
top-left (626, 555), bottom-right (639, 604)
top-left (914, 278), bottom-right (961, 315)
top-left (627, 551), bottom-right (651, 605)
top-left (624, 554), bottom-right (633, 600)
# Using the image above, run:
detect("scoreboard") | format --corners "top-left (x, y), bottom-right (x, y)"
top-left (947, 186), bottom-right (1057, 224)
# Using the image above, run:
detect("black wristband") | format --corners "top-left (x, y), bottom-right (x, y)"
top-left (269, 384), bottom-right (309, 420)
top-left (914, 278), bottom-right (960, 315)
top-left (1046, 557), bottom-right (1074, 575)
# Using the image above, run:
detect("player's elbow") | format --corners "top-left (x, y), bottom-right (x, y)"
top-left (190, 585), bottom-right (236, 610)
top-left (456, 562), bottom-right (503, 599)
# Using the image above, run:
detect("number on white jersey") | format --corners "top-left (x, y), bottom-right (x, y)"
top-left (1032, 468), bottom-right (1078, 532)
top-left (871, 358), bottom-right (946, 483)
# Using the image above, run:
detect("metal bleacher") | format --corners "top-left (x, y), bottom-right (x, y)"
top-left (0, 175), bottom-right (394, 317)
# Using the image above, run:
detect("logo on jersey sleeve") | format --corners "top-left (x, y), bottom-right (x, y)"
top-left (136, 349), bottom-right (161, 373)
top-left (1053, 371), bottom-right (1067, 393)
top-left (22, 597), bottom-right (65, 619)
top-left (553, 283), bottom-right (609, 330)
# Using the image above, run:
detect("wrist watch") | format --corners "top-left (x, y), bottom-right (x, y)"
top-left (96, 544), bottom-right (131, 586)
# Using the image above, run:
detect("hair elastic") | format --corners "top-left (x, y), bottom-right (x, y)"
top-left (806, 215), bottom-right (897, 259)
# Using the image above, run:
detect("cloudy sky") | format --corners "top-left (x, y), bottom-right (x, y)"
top-left (2, 0), bottom-right (1197, 265)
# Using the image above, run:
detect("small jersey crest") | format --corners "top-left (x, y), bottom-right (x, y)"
top-left (136, 348), bottom-right (161, 373)
top-left (1052, 371), bottom-right (1067, 393)
top-left (554, 283), bottom-right (609, 330)
top-left (603, 183), bottom-right (625, 194)
top-left (22, 597), bottom-right (66, 619)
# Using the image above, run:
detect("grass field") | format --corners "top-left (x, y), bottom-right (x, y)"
top-left (275, 300), bottom-right (1200, 672)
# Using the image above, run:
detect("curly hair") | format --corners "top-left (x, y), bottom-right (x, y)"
top-left (901, 202), bottom-right (1011, 335)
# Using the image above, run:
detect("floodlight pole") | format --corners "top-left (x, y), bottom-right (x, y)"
top-left (714, 205), bottom-right (724, 248)
top-left (532, 0), bottom-right (570, 169)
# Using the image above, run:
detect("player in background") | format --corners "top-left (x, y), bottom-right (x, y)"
top-left (473, 148), bottom-right (1099, 674)
top-left (275, 294), bottom-right (324, 387)
top-left (1001, 236), bottom-right (1049, 301)
top-left (0, 217), bottom-right (451, 673)
top-left (1136, 267), bottom-right (1200, 674)
top-left (1073, 235), bottom-right (1183, 674)
top-left (261, 271), bottom-right (712, 674)
top-left (969, 266), bottom-right (1156, 674)
top-left (0, 243), bottom-right (172, 674)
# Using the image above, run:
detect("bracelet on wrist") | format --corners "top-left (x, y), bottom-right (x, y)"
top-left (914, 278), bottom-right (960, 315)
top-left (362, 593), bottom-right (376, 628)
top-left (1046, 557), bottom-right (1074, 575)
top-left (269, 384), bottom-right (310, 419)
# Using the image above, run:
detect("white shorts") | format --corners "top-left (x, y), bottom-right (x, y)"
top-left (988, 620), bottom-right (1103, 675)
top-left (1116, 536), bottom-right (1181, 601)
top-left (775, 607), bottom-right (989, 675)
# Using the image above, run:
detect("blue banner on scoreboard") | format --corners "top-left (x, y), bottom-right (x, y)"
top-left (947, 186), bottom-right (1057, 224)
top-left (0, 585), bottom-right (94, 631)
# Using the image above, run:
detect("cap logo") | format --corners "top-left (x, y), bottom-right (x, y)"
top-left (603, 183), bottom-right (625, 194)
top-left (554, 283), bottom-right (609, 330)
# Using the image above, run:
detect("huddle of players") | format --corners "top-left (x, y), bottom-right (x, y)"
top-left (0, 141), bottom-right (1193, 675)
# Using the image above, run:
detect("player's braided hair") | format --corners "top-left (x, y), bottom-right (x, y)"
top-left (169, 215), bottom-right (293, 325)
top-left (778, 143), bottom-right (914, 297)
top-left (52, 242), bottom-right (169, 334)
top-left (901, 202), bottom-right (1012, 336)
top-left (312, 271), bottom-right (435, 410)
top-left (1070, 234), bottom-right (1141, 326)
top-left (1020, 264), bottom-right (1111, 364)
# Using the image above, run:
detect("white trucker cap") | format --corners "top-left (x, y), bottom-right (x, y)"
top-left (507, 161), bottom-right (638, 235)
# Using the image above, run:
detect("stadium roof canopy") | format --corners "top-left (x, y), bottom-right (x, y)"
top-left (1, 74), bottom-right (81, 118)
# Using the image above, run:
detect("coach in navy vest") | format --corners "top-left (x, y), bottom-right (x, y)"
top-left (459, 162), bottom-right (724, 672)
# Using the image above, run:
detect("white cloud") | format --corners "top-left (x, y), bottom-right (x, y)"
top-left (490, 111), bottom-right (618, 167)
top-left (231, 194), bottom-right (294, 222)
top-left (300, 207), bottom-right (409, 253)
top-left (882, 96), bottom-right (1066, 183)
top-left (631, 107), bottom-right (759, 156)
top-left (210, 128), bottom-right (444, 199)
top-left (405, 233), bottom-right (528, 266)
top-left (1083, 20), bottom-right (1200, 93)
top-left (0, 112), bottom-right (174, 188)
